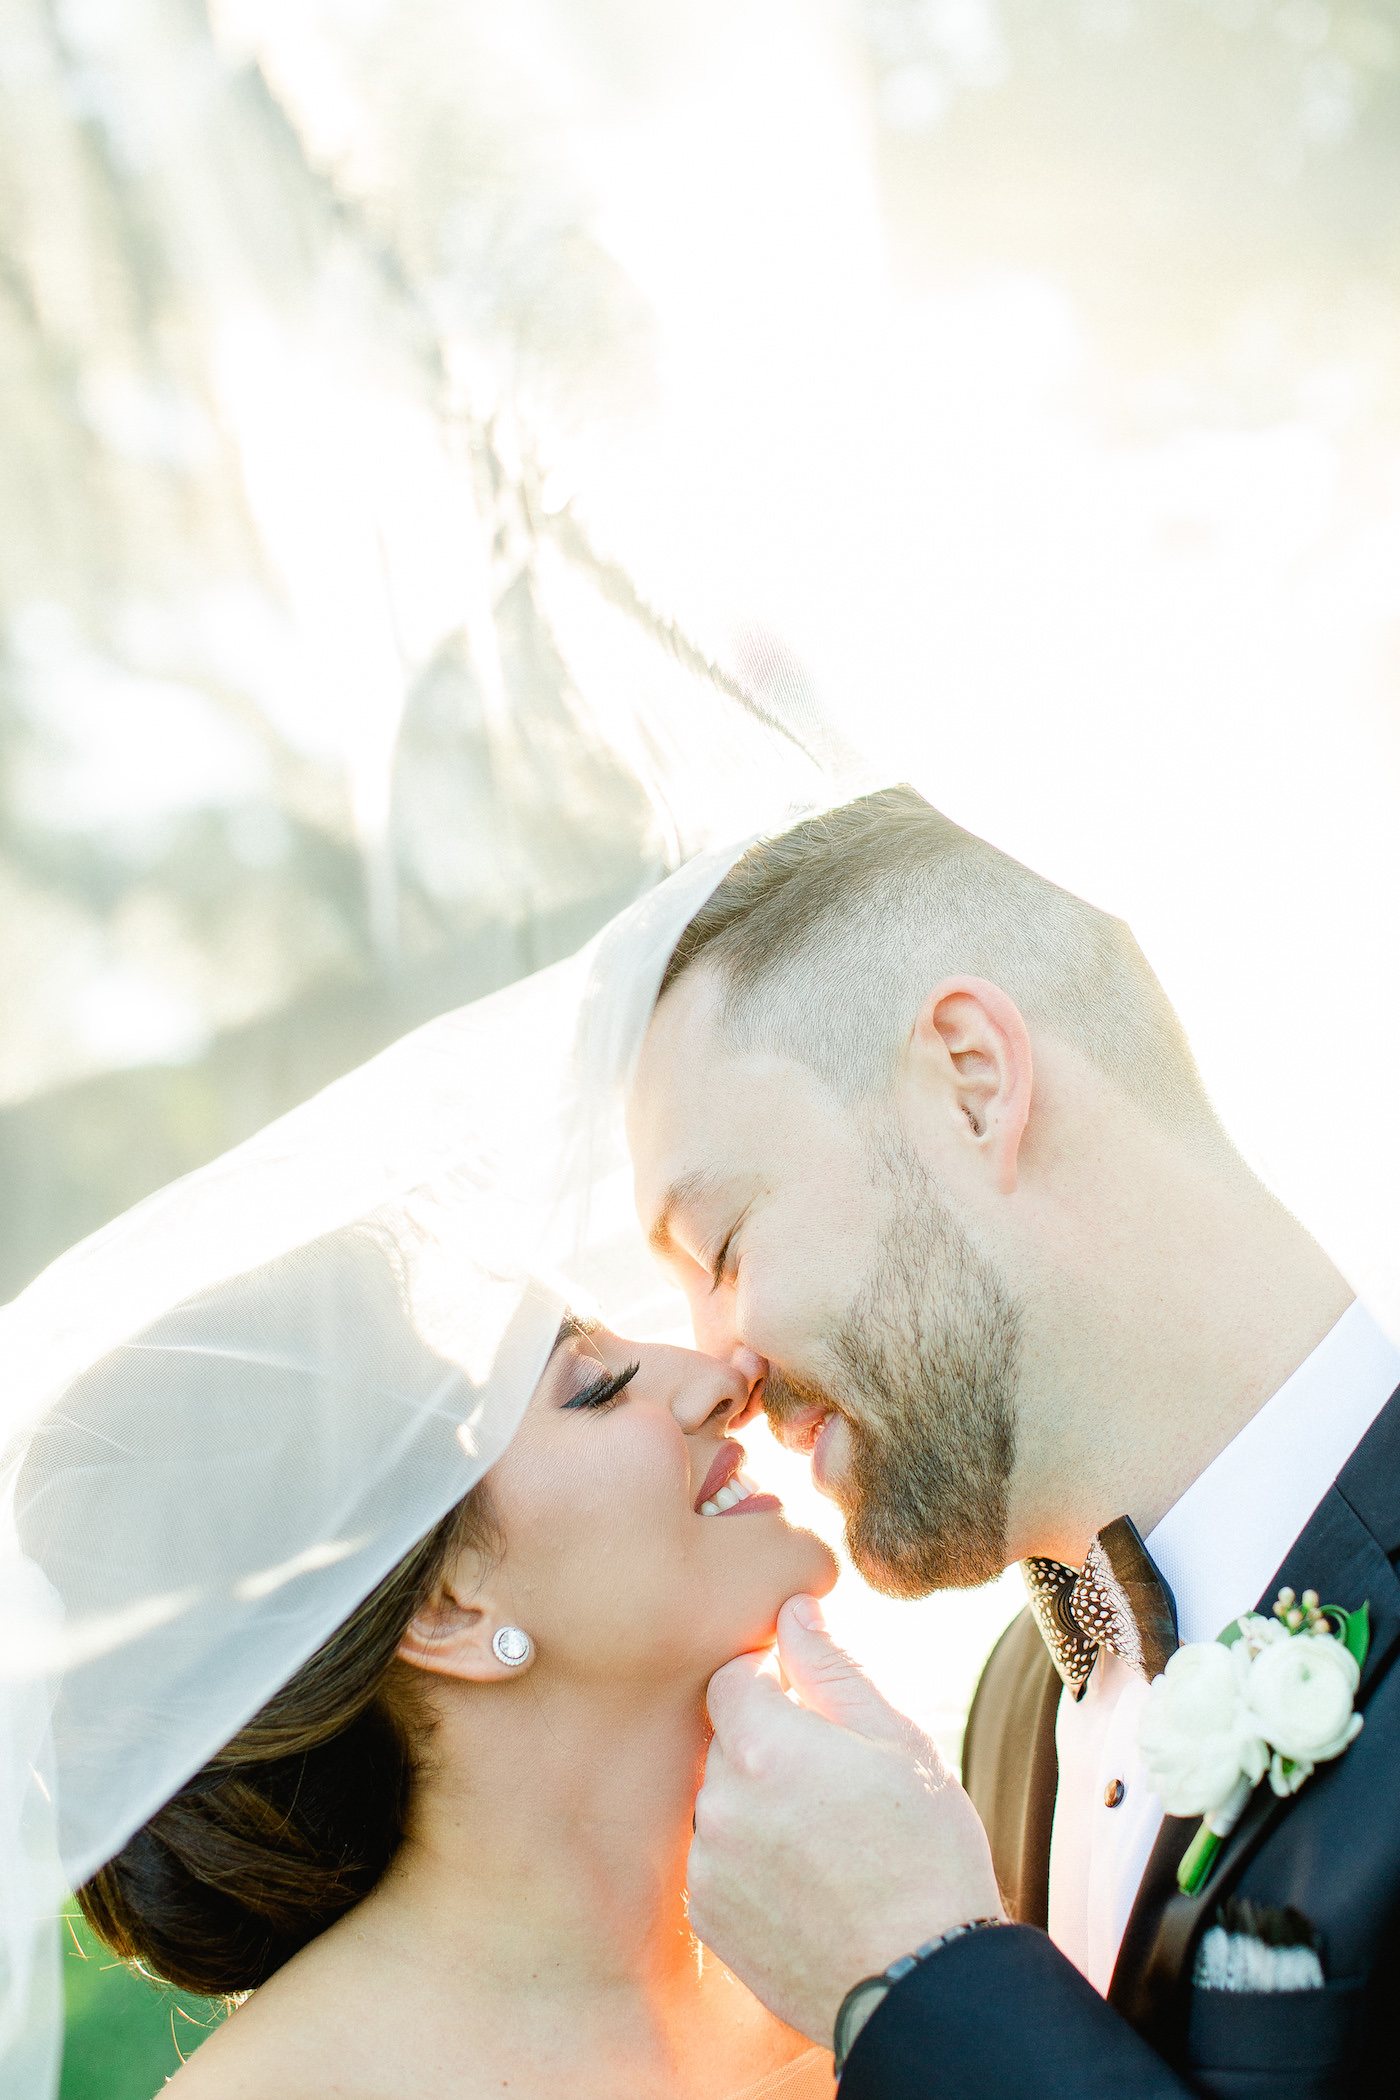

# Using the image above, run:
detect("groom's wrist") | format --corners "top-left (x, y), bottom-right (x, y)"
top-left (832, 1918), bottom-right (1006, 2072)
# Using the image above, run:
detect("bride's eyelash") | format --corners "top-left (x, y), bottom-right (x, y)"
top-left (562, 1361), bottom-right (640, 1413)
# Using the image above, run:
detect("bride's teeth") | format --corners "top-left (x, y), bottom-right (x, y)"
top-left (700, 1471), bottom-right (762, 1514)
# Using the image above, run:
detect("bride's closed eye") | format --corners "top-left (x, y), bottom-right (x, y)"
top-left (562, 1362), bottom-right (640, 1413)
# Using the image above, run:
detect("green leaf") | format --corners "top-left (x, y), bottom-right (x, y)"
top-left (1177, 1824), bottom-right (1222, 1896)
top-left (1323, 1600), bottom-right (1370, 1669)
top-left (1217, 1618), bottom-right (1247, 1647)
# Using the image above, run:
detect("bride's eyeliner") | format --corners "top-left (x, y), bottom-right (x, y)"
top-left (562, 1361), bottom-right (640, 1412)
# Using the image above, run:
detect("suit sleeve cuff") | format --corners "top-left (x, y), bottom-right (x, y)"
top-left (838, 1923), bottom-right (1193, 2098)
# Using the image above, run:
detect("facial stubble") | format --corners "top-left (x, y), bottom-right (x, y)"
top-left (766, 1141), bottom-right (1021, 1596)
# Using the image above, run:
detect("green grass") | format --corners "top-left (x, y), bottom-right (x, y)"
top-left (59, 1911), bottom-right (227, 2099)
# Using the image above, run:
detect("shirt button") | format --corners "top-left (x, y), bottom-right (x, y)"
top-left (1104, 1779), bottom-right (1126, 1808)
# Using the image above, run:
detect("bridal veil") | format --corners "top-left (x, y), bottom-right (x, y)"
top-left (0, 713), bottom-right (851, 2095)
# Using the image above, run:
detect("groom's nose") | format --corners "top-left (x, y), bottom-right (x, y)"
top-left (687, 1286), bottom-right (741, 1364)
top-left (727, 1346), bottom-right (768, 1429)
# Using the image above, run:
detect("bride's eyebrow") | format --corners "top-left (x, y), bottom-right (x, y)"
top-left (552, 1309), bottom-right (599, 1352)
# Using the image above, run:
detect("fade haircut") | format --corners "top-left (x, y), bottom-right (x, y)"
top-left (658, 785), bottom-right (1220, 1136)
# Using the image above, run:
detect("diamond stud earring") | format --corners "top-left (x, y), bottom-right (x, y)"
top-left (492, 1625), bottom-right (534, 1669)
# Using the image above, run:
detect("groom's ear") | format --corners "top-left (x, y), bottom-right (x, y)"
top-left (904, 975), bottom-right (1032, 1196)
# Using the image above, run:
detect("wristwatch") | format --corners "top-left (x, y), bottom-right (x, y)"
top-left (832, 1918), bottom-right (1004, 2073)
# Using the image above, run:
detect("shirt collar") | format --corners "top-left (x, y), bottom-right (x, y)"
top-left (1146, 1301), bottom-right (1400, 1647)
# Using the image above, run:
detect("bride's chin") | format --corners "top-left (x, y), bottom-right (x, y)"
top-left (784, 1525), bottom-right (841, 1597)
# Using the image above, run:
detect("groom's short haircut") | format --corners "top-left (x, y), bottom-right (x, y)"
top-left (658, 785), bottom-right (1221, 1136)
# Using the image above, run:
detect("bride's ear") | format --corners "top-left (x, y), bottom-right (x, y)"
top-left (397, 1578), bottom-right (531, 1682)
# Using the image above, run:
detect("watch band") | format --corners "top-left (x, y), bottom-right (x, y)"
top-left (832, 1917), bottom-right (1004, 2074)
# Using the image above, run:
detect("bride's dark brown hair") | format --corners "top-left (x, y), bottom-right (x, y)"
top-left (77, 1482), bottom-right (497, 1996)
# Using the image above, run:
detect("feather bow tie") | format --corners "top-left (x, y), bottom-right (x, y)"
top-left (1023, 1515), bottom-right (1179, 1699)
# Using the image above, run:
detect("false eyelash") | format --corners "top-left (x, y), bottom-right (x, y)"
top-left (562, 1361), bottom-right (641, 1412)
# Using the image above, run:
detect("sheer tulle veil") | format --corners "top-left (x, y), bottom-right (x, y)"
top-left (0, 699), bottom-right (868, 2096)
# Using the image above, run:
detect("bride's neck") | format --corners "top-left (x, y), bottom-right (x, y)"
top-left (361, 1675), bottom-right (709, 1996)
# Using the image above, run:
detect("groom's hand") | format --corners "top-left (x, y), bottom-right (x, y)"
top-left (689, 1594), bottom-right (1005, 2047)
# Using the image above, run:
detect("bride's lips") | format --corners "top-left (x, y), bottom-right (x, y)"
top-left (693, 1441), bottom-right (782, 1517)
top-left (694, 1442), bottom-right (744, 1510)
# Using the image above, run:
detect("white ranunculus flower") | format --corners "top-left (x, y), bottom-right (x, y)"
top-left (1139, 1641), bottom-right (1269, 1817)
top-left (1245, 1631), bottom-right (1362, 1769)
top-left (1231, 1612), bottom-right (1290, 1658)
top-left (1269, 1748), bottom-right (1312, 1797)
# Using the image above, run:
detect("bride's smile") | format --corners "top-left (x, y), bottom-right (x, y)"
top-left (424, 1316), bottom-right (838, 1694)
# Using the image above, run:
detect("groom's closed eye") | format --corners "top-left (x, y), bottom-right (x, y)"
top-left (706, 1203), bottom-right (753, 1291)
top-left (648, 1170), bottom-right (748, 1277)
top-left (709, 1225), bottom-right (739, 1290)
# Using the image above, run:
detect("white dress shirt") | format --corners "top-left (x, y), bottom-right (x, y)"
top-left (1046, 1301), bottom-right (1400, 1996)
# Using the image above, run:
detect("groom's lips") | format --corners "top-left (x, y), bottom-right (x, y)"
top-left (773, 1404), bottom-right (844, 1492)
top-left (810, 1412), bottom-right (844, 1493)
top-left (771, 1403), bottom-right (828, 1454)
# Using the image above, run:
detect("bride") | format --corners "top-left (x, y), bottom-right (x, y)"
top-left (1, 836), bottom-right (843, 2099)
top-left (49, 1250), bottom-right (837, 2098)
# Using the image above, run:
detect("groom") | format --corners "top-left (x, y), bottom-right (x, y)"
top-left (627, 787), bottom-right (1400, 2095)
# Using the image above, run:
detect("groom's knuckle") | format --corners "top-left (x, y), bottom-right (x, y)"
top-left (695, 1782), bottom-right (743, 1847)
top-left (730, 1726), bottom-right (770, 1780)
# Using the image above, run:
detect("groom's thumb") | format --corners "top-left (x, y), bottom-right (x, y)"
top-left (776, 1595), bottom-right (906, 1743)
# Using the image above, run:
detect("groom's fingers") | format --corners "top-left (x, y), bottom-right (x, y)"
top-left (774, 1593), bottom-right (886, 1731)
top-left (690, 1619), bottom-right (1005, 2046)
top-left (705, 1606), bottom-right (929, 1778)
top-left (705, 1646), bottom-right (797, 1752)
top-left (775, 1595), bottom-right (930, 1753)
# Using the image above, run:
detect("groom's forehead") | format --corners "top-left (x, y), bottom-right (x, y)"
top-left (629, 981), bottom-right (855, 1228)
top-left (630, 979), bottom-right (742, 1192)
top-left (631, 983), bottom-right (776, 1226)
top-left (630, 973), bottom-right (731, 1126)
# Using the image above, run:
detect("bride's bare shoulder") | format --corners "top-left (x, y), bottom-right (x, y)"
top-left (156, 1924), bottom-right (503, 2100)
top-left (158, 1941), bottom-right (398, 2100)
top-left (160, 1986), bottom-right (345, 2100)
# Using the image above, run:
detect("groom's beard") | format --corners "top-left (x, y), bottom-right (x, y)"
top-left (765, 1140), bottom-right (1021, 1597)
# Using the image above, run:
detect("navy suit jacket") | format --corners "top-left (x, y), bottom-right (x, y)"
top-left (840, 1383), bottom-right (1400, 2099)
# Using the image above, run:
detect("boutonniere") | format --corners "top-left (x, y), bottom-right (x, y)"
top-left (1139, 1588), bottom-right (1370, 1896)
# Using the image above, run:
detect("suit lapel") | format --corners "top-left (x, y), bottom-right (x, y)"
top-left (960, 1606), bottom-right (1061, 1928)
top-left (1107, 1396), bottom-right (1400, 2058)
